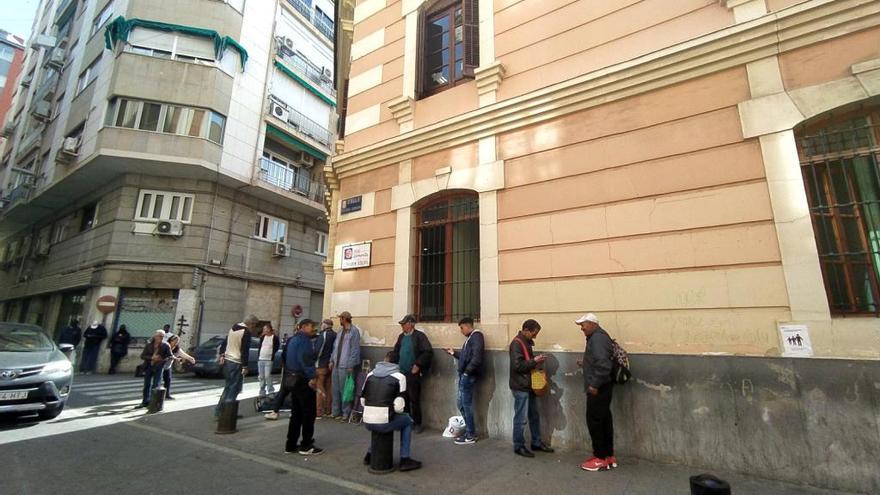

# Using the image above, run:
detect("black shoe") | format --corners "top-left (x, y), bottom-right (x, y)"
top-left (531, 443), bottom-right (555, 453)
top-left (165, 395), bottom-right (175, 400)
top-left (399, 457), bottom-right (422, 471)
top-left (413, 424), bottom-right (424, 434)
top-left (298, 446), bottom-right (324, 456)
top-left (514, 447), bottom-right (535, 458)
top-left (133, 404), bottom-right (147, 409)
top-left (363, 453), bottom-right (371, 465)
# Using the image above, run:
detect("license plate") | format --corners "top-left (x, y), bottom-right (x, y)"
top-left (0, 390), bottom-right (28, 401)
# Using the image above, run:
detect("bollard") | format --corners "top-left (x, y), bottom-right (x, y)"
top-left (216, 400), bottom-right (239, 434)
top-left (146, 387), bottom-right (166, 414)
top-left (689, 474), bottom-right (731, 495)
top-left (369, 430), bottom-right (395, 474)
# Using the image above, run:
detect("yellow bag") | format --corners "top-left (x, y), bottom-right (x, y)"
top-left (515, 338), bottom-right (549, 396)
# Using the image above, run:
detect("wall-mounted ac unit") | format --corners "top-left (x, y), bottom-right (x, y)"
top-left (20, 75), bottom-right (32, 88)
top-left (273, 241), bottom-right (290, 257)
top-left (31, 101), bottom-right (51, 121)
top-left (270, 101), bottom-right (290, 122)
top-left (46, 48), bottom-right (65, 70)
top-left (283, 37), bottom-right (295, 52)
top-left (32, 239), bottom-right (50, 258)
top-left (320, 67), bottom-right (332, 81)
top-left (300, 154), bottom-right (314, 167)
top-left (2, 122), bottom-right (16, 137)
top-left (61, 136), bottom-right (80, 156)
top-left (155, 220), bottom-right (184, 237)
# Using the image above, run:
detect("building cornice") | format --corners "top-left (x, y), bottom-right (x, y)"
top-left (332, 0), bottom-right (880, 178)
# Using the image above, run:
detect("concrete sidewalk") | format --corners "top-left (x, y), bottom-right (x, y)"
top-left (137, 405), bottom-right (858, 495)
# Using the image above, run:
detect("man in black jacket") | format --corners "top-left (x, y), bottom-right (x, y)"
top-left (80, 321), bottom-right (108, 374)
top-left (509, 319), bottom-right (554, 458)
top-left (575, 313), bottom-right (616, 472)
top-left (58, 319), bottom-right (82, 367)
top-left (444, 317), bottom-right (484, 445)
top-left (389, 314), bottom-right (432, 433)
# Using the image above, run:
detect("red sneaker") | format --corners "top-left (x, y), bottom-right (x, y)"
top-left (605, 456), bottom-right (618, 468)
top-left (580, 457), bottom-right (609, 472)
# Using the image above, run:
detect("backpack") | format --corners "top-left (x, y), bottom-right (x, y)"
top-left (610, 339), bottom-right (631, 385)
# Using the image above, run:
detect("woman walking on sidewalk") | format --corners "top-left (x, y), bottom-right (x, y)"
top-left (164, 334), bottom-right (195, 400)
top-left (258, 323), bottom-right (280, 398)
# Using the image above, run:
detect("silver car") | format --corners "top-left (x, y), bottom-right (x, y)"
top-left (0, 322), bottom-right (73, 420)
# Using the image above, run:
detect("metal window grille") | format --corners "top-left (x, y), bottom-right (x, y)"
top-left (414, 193), bottom-right (480, 322)
top-left (798, 116), bottom-right (880, 315)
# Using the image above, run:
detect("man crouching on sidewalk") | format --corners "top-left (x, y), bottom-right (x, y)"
top-left (361, 353), bottom-right (422, 472)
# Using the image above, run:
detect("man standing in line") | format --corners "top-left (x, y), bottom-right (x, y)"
top-left (107, 325), bottom-right (131, 374)
top-left (80, 320), bottom-right (108, 374)
top-left (283, 318), bottom-right (323, 455)
top-left (444, 317), bottom-right (484, 445)
top-left (58, 319), bottom-right (82, 366)
top-left (509, 319), bottom-right (554, 458)
top-left (314, 318), bottom-right (336, 417)
top-left (329, 311), bottom-right (361, 420)
top-left (576, 313), bottom-right (617, 472)
top-left (214, 314), bottom-right (258, 418)
top-left (390, 314), bottom-right (433, 434)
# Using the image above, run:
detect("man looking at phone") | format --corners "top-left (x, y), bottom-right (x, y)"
top-left (509, 319), bottom-right (555, 458)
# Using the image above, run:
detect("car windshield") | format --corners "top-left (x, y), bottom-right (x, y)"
top-left (0, 325), bottom-right (54, 352)
top-left (197, 336), bottom-right (225, 349)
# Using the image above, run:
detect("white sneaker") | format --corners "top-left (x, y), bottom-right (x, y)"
top-left (264, 411), bottom-right (279, 420)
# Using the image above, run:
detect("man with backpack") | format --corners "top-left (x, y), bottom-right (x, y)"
top-left (576, 313), bottom-right (617, 472)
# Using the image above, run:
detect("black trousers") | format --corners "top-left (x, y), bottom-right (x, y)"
top-left (108, 353), bottom-right (124, 374)
top-left (273, 373), bottom-right (296, 413)
top-left (286, 381), bottom-right (317, 451)
top-left (163, 368), bottom-right (172, 395)
top-left (586, 383), bottom-right (614, 458)
top-left (405, 372), bottom-right (423, 426)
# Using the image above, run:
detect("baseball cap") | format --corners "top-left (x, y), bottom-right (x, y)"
top-left (575, 313), bottom-right (599, 325)
top-left (398, 314), bottom-right (417, 325)
top-left (299, 318), bottom-right (315, 328)
top-left (337, 311), bottom-right (352, 320)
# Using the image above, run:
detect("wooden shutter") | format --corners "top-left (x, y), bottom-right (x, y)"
top-left (462, 0), bottom-right (479, 78)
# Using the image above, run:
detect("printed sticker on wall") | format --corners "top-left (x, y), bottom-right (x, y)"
top-left (778, 324), bottom-right (813, 357)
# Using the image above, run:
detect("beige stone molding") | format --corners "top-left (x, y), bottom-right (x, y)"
top-left (334, 139), bottom-right (345, 156)
top-left (475, 61), bottom-right (505, 106)
top-left (323, 164), bottom-right (340, 192)
top-left (333, 0), bottom-right (878, 178)
top-left (340, 19), bottom-right (354, 34)
top-left (390, 160), bottom-right (504, 210)
top-left (387, 95), bottom-right (415, 129)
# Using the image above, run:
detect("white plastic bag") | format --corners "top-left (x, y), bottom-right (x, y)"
top-left (442, 415), bottom-right (466, 438)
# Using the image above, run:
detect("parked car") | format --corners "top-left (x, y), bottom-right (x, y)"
top-left (191, 335), bottom-right (282, 378)
top-left (0, 322), bottom-right (73, 420)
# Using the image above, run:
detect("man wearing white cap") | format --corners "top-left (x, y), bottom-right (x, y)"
top-left (575, 313), bottom-right (616, 472)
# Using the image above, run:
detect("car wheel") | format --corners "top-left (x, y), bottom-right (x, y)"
top-left (38, 405), bottom-right (64, 420)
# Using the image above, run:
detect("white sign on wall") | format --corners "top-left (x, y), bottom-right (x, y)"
top-left (779, 324), bottom-right (813, 357)
top-left (341, 242), bottom-right (372, 270)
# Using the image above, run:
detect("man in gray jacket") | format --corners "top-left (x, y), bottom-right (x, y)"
top-left (575, 313), bottom-right (616, 472)
top-left (329, 311), bottom-right (361, 420)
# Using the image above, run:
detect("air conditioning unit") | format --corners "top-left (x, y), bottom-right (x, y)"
top-left (155, 220), bottom-right (184, 237)
top-left (46, 48), bottom-right (65, 70)
top-left (31, 101), bottom-right (51, 121)
top-left (283, 37), bottom-right (295, 52)
top-left (270, 101), bottom-right (290, 122)
top-left (2, 122), bottom-right (16, 137)
top-left (32, 239), bottom-right (50, 258)
top-left (320, 67), bottom-right (332, 81)
top-left (20, 75), bottom-right (32, 88)
top-left (61, 136), bottom-right (80, 156)
top-left (273, 241), bottom-right (290, 257)
top-left (300, 154), bottom-right (314, 167)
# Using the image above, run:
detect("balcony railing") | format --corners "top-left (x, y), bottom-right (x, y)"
top-left (34, 72), bottom-right (59, 102)
top-left (258, 157), bottom-right (326, 204)
top-left (276, 48), bottom-right (336, 97)
top-left (270, 96), bottom-right (332, 149)
top-left (285, 0), bottom-right (334, 42)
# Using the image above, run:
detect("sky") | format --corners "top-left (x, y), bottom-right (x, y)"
top-left (0, 0), bottom-right (40, 41)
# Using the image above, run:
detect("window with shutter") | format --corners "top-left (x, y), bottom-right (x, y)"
top-left (418, 0), bottom-right (479, 98)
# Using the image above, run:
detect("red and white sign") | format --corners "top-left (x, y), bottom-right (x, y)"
top-left (341, 242), bottom-right (372, 270)
top-left (96, 295), bottom-right (118, 314)
top-left (292, 304), bottom-right (303, 317)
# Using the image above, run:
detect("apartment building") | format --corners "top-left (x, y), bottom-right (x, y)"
top-left (329, 0), bottom-right (880, 491)
top-left (0, 31), bottom-right (26, 157)
top-left (0, 0), bottom-right (339, 369)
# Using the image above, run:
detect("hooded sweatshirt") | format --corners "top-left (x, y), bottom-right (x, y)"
top-left (361, 361), bottom-right (407, 424)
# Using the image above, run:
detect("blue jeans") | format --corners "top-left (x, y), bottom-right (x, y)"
top-left (512, 390), bottom-right (542, 449)
top-left (331, 366), bottom-right (353, 417)
top-left (258, 360), bottom-right (274, 397)
top-left (141, 363), bottom-right (163, 406)
top-left (457, 373), bottom-right (477, 437)
top-left (214, 361), bottom-right (243, 416)
top-left (366, 413), bottom-right (413, 459)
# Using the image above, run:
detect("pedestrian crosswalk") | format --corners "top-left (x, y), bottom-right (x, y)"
top-left (72, 376), bottom-right (224, 404)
